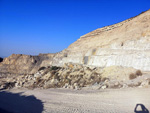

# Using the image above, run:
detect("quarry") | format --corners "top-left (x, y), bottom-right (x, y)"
top-left (0, 9), bottom-right (150, 113)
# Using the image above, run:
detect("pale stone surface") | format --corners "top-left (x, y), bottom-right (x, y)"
top-left (61, 9), bottom-right (150, 71)
top-left (0, 53), bottom-right (55, 74)
top-left (0, 9), bottom-right (150, 75)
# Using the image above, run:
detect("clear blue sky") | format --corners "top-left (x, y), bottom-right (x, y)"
top-left (0, 0), bottom-right (150, 57)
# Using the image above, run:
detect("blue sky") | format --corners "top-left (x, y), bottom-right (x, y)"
top-left (0, 0), bottom-right (150, 57)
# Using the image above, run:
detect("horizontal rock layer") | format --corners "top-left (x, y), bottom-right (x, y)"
top-left (60, 9), bottom-right (150, 71)
top-left (0, 10), bottom-right (150, 75)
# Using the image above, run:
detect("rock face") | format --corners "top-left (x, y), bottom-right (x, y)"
top-left (0, 9), bottom-right (150, 76)
top-left (0, 54), bottom-right (55, 74)
top-left (60, 9), bottom-right (150, 71)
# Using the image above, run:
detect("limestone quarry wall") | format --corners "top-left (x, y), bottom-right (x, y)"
top-left (60, 10), bottom-right (150, 71)
top-left (61, 51), bottom-right (150, 71)
top-left (0, 10), bottom-right (150, 74)
top-left (61, 36), bottom-right (150, 71)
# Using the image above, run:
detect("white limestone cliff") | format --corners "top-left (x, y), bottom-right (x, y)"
top-left (60, 9), bottom-right (150, 71)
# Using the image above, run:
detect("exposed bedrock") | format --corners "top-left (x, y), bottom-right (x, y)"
top-left (61, 9), bottom-right (150, 71)
top-left (0, 9), bottom-right (150, 75)
top-left (0, 53), bottom-right (55, 74)
top-left (62, 38), bottom-right (150, 71)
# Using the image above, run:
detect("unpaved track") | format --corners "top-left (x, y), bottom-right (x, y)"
top-left (1, 88), bottom-right (150, 113)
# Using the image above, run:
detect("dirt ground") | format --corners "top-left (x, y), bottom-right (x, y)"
top-left (0, 88), bottom-right (150, 113)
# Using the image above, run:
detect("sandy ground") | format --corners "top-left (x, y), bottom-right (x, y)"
top-left (0, 88), bottom-right (150, 113)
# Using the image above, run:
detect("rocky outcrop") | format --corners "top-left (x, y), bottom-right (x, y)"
top-left (60, 9), bottom-right (150, 71)
top-left (0, 9), bottom-right (150, 77)
top-left (1, 63), bottom-right (150, 90)
top-left (0, 54), bottom-right (55, 75)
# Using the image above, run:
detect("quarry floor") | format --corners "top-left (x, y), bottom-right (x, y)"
top-left (0, 88), bottom-right (150, 113)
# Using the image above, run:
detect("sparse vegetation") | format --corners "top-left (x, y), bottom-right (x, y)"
top-left (135, 70), bottom-right (142, 76)
top-left (38, 67), bottom-right (46, 71)
top-left (129, 70), bottom-right (142, 80)
top-left (1, 62), bottom-right (150, 90)
top-left (50, 66), bottom-right (60, 71)
top-left (129, 73), bottom-right (137, 80)
top-left (35, 77), bottom-right (42, 84)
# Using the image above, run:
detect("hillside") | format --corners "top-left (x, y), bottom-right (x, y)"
top-left (0, 10), bottom-right (150, 90)
top-left (0, 9), bottom-right (150, 74)
top-left (61, 9), bottom-right (150, 70)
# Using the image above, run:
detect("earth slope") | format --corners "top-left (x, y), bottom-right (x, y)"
top-left (61, 9), bottom-right (150, 70)
top-left (0, 9), bottom-right (150, 75)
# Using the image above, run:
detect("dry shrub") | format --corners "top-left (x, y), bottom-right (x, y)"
top-left (50, 66), bottom-right (60, 71)
top-left (50, 70), bottom-right (56, 75)
top-left (38, 67), bottom-right (46, 71)
top-left (135, 70), bottom-right (142, 76)
top-left (129, 73), bottom-right (137, 80)
top-left (2, 82), bottom-right (15, 89)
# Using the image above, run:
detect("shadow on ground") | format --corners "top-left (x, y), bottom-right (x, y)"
top-left (134, 104), bottom-right (149, 113)
top-left (0, 91), bottom-right (43, 113)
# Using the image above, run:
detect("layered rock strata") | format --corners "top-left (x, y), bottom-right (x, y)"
top-left (60, 9), bottom-right (150, 71)
top-left (0, 9), bottom-right (150, 76)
